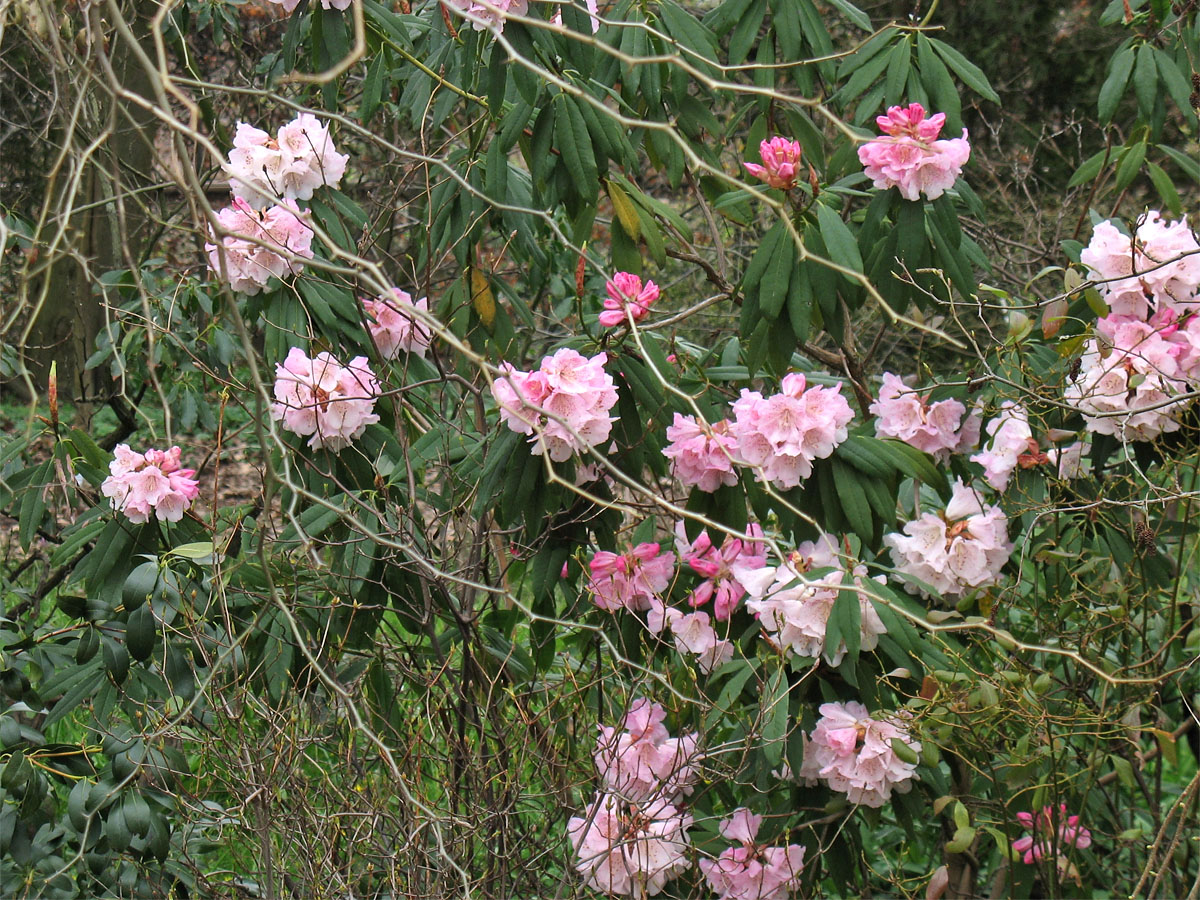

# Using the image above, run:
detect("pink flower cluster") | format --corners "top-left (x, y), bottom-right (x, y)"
top-left (1067, 213), bottom-right (1200, 440)
top-left (744, 137), bottom-right (804, 191)
top-left (699, 809), bottom-right (805, 900)
top-left (679, 525), bottom-right (765, 620)
top-left (858, 103), bottom-right (970, 202)
top-left (1012, 804), bottom-right (1092, 865)
top-left (801, 701), bottom-right (921, 808)
top-left (648, 606), bottom-right (736, 673)
top-left (363, 289), bottom-right (432, 359)
top-left (101, 445), bottom-right (201, 524)
top-left (871, 373), bottom-right (977, 458)
top-left (662, 414), bottom-right (739, 492)
top-left (730, 373), bottom-right (855, 489)
top-left (971, 401), bottom-right (1036, 492)
top-left (224, 115), bottom-right (349, 208)
top-left (1081, 213), bottom-right (1200, 320)
top-left (444, 0), bottom-right (528, 32)
top-left (270, 347), bottom-right (381, 452)
top-left (599, 273), bottom-right (659, 328)
top-left (570, 700), bottom-right (699, 895)
top-left (567, 793), bottom-right (692, 897)
top-left (593, 699), bottom-right (701, 803)
top-left (633, 527), bottom-right (765, 674)
top-left (736, 533), bottom-right (887, 666)
top-left (588, 542), bottom-right (675, 612)
top-left (1066, 312), bottom-right (1200, 442)
top-left (492, 348), bottom-right (618, 461)
top-left (205, 197), bottom-right (314, 295)
top-left (885, 479), bottom-right (1012, 600)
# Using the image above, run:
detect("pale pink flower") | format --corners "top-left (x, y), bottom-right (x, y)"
top-left (492, 348), bottom-right (618, 461)
top-left (444, 0), bottom-right (528, 31)
top-left (599, 272), bottom-right (659, 328)
top-left (588, 543), bottom-right (675, 612)
top-left (807, 701), bottom-right (920, 807)
top-left (568, 792), bottom-right (692, 896)
top-left (101, 444), bottom-right (200, 524)
top-left (205, 198), bottom-right (314, 295)
top-left (225, 113), bottom-right (348, 208)
top-left (871, 373), bottom-right (969, 458)
top-left (1012, 804), bottom-right (1092, 865)
top-left (735, 533), bottom-right (887, 665)
top-left (593, 699), bottom-right (701, 803)
top-left (1080, 221), bottom-right (1150, 318)
top-left (1065, 316), bottom-right (1192, 441)
top-left (744, 137), bottom-right (804, 191)
top-left (970, 402), bottom-right (1035, 492)
top-left (699, 808), bottom-right (806, 900)
top-left (662, 415), bottom-right (739, 492)
top-left (650, 606), bottom-right (736, 673)
top-left (270, 347), bottom-right (380, 452)
top-left (884, 478), bottom-right (1012, 601)
top-left (1047, 440), bottom-right (1088, 479)
top-left (1081, 213), bottom-right (1200, 318)
top-left (730, 373), bottom-right (854, 489)
top-left (363, 289), bottom-right (433, 359)
top-left (858, 103), bottom-right (970, 201)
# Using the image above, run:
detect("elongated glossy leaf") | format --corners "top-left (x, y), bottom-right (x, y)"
top-left (1098, 45), bottom-right (1135, 123)
top-left (929, 38), bottom-right (1000, 105)
top-left (1132, 42), bottom-right (1157, 120)
top-left (816, 203), bottom-right (862, 274)
top-left (832, 458), bottom-right (874, 542)
top-left (761, 666), bottom-right (789, 765)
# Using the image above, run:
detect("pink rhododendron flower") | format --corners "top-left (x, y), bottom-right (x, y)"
top-left (444, 0), bottom-right (528, 31)
top-left (491, 348), bottom-right (618, 461)
top-left (567, 792), bottom-right (692, 896)
top-left (699, 808), bottom-right (806, 900)
top-left (647, 603), bottom-right (736, 673)
top-left (871, 373), bottom-right (969, 458)
top-left (1012, 804), bottom-right (1092, 865)
top-left (970, 401), bottom-right (1036, 492)
top-left (1065, 315), bottom-right (1194, 441)
top-left (363, 289), bottom-right (433, 359)
top-left (1047, 440), bottom-right (1088, 479)
top-left (270, 348), bottom-right (381, 452)
top-left (225, 114), bottom-right (349, 208)
top-left (807, 701), bottom-right (921, 807)
top-left (729, 373), bottom-right (855, 489)
top-left (662, 414), bottom-right (740, 492)
top-left (588, 543), bottom-right (675, 612)
top-left (205, 198), bottom-right (314, 295)
top-left (678, 524), bottom-right (765, 619)
top-left (593, 699), bottom-right (701, 802)
top-left (735, 533), bottom-right (886, 665)
top-left (885, 478), bottom-right (1012, 600)
top-left (1081, 213), bottom-right (1200, 319)
top-left (858, 103), bottom-right (970, 201)
top-left (599, 272), bottom-right (659, 328)
top-left (102, 445), bottom-right (200, 524)
top-left (744, 137), bottom-right (803, 191)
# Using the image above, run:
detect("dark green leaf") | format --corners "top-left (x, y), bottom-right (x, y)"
top-left (1098, 45), bottom-right (1135, 123)
top-left (929, 38), bottom-right (1000, 104)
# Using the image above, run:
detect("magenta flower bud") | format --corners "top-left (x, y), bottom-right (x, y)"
top-left (744, 136), bottom-right (803, 190)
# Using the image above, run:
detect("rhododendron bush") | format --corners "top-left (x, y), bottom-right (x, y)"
top-left (2, 0), bottom-right (1200, 896)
